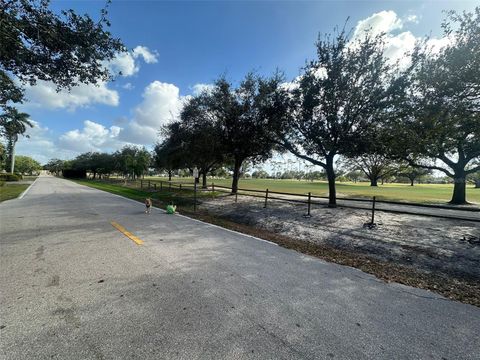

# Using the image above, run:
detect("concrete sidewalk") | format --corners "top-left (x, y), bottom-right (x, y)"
top-left (1, 175), bottom-right (479, 359)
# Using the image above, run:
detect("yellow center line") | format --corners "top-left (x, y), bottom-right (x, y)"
top-left (110, 221), bottom-right (144, 245)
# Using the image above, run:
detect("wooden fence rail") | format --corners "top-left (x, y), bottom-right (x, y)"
top-left (136, 179), bottom-right (479, 221)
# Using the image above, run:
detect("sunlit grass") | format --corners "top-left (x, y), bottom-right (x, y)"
top-left (141, 176), bottom-right (480, 204)
top-left (0, 184), bottom-right (29, 202)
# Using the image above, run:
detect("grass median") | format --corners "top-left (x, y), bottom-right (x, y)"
top-left (0, 184), bottom-right (29, 202)
top-left (73, 179), bottom-right (218, 210)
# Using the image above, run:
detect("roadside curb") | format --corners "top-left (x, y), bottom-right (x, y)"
top-left (18, 177), bottom-right (39, 200)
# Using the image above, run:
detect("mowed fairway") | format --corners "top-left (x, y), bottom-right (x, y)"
top-left (144, 177), bottom-right (480, 205)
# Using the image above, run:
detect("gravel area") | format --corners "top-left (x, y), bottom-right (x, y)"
top-left (201, 195), bottom-right (480, 281)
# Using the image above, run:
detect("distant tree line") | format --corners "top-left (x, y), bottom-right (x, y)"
top-left (44, 146), bottom-right (151, 180)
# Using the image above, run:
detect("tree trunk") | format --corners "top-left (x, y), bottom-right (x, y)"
top-left (168, 170), bottom-right (172, 181)
top-left (475, 180), bottom-right (480, 188)
top-left (231, 157), bottom-right (242, 194)
top-left (9, 141), bottom-right (15, 173)
top-left (202, 172), bottom-right (207, 189)
top-left (326, 157), bottom-right (336, 207)
top-left (370, 178), bottom-right (378, 187)
top-left (410, 178), bottom-right (414, 186)
top-left (450, 171), bottom-right (467, 204)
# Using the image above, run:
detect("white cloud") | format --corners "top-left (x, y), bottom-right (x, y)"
top-left (353, 10), bottom-right (403, 39)
top-left (132, 46), bottom-right (158, 64)
top-left (118, 81), bottom-right (185, 144)
top-left (21, 44), bottom-right (158, 111)
top-left (17, 80), bottom-right (186, 161)
top-left (352, 11), bottom-right (448, 69)
top-left (14, 121), bottom-right (67, 164)
top-left (107, 45), bottom-right (158, 77)
top-left (426, 36), bottom-right (453, 53)
top-left (384, 31), bottom-right (417, 67)
top-left (122, 82), bottom-right (134, 90)
top-left (108, 51), bottom-right (139, 77)
top-left (191, 83), bottom-right (215, 96)
top-left (405, 14), bottom-right (419, 24)
top-left (22, 80), bottom-right (119, 111)
top-left (58, 120), bottom-right (123, 153)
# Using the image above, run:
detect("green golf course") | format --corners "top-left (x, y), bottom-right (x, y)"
top-left (143, 177), bottom-right (480, 205)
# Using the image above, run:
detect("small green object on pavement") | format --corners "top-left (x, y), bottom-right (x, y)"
top-left (166, 204), bottom-right (176, 214)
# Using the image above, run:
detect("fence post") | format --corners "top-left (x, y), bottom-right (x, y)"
top-left (140, 180), bottom-right (143, 189)
top-left (235, 192), bottom-right (238, 203)
top-left (264, 188), bottom-right (269, 208)
top-left (194, 181), bottom-right (197, 212)
top-left (154, 183), bottom-right (157, 191)
top-left (148, 180), bottom-right (151, 189)
top-left (160, 181), bottom-right (163, 191)
top-left (307, 192), bottom-right (311, 217)
top-left (211, 183), bottom-right (215, 198)
top-left (371, 196), bottom-right (376, 224)
top-left (180, 184), bottom-right (182, 190)
top-left (169, 182), bottom-right (171, 191)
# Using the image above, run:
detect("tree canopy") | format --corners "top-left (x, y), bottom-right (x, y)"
top-left (0, 0), bottom-right (125, 110)
top-left (389, 8), bottom-right (480, 204)
top-left (265, 27), bottom-right (400, 206)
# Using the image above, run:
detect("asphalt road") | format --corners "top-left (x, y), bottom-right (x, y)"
top-left (1, 175), bottom-right (479, 360)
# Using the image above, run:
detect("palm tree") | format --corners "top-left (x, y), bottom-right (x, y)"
top-left (0, 108), bottom-right (32, 173)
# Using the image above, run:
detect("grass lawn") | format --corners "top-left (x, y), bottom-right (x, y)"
top-left (0, 184), bottom-right (29, 202)
top-left (142, 176), bottom-right (480, 205)
top-left (74, 179), bottom-right (218, 209)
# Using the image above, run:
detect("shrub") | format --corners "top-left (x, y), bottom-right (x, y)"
top-left (0, 173), bottom-right (22, 181)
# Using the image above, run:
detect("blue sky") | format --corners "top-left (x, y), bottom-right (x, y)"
top-left (16, 0), bottom-right (477, 165)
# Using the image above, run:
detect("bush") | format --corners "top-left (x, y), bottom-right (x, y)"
top-left (0, 173), bottom-right (22, 181)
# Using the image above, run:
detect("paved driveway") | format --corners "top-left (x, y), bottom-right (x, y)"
top-left (1, 176), bottom-right (479, 359)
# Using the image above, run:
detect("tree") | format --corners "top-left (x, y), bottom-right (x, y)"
top-left (14, 155), bottom-right (41, 175)
top-left (0, 108), bottom-right (32, 173)
top-left (467, 171), bottom-right (480, 189)
top-left (266, 27), bottom-right (399, 206)
top-left (390, 8), bottom-right (480, 204)
top-left (305, 170), bottom-right (327, 182)
top-left (207, 73), bottom-right (282, 193)
top-left (252, 169), bottom-right (269, 179)
top-left (0, 142), bottom-right (6, 171)
top-left (153, 123), bottom-right (188, 181)
top-left (348, 154), bottom-right (397, 187)
top-left (116, 146), bottom-right (150, 180)
top-left (44, 159), bottom-right (66, 176)
top-left (345, 170), bottom-right (363, 183)
top-left (178, 94), bottom-right (226, 188)
top-left (398, 166), bottom-right (431, 186)
top-left (1, 0), bottom-right (125, 110)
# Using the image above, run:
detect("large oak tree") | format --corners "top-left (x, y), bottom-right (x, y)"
top-left (266, 28), bottom-right (400, 206)
top-left (207, 74), bottom-right (282, 193)
top-left (391, 8), bottom-right (480, 204)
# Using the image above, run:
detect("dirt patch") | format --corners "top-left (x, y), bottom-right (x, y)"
top-left (173, 195), bottom-right (480, 307)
